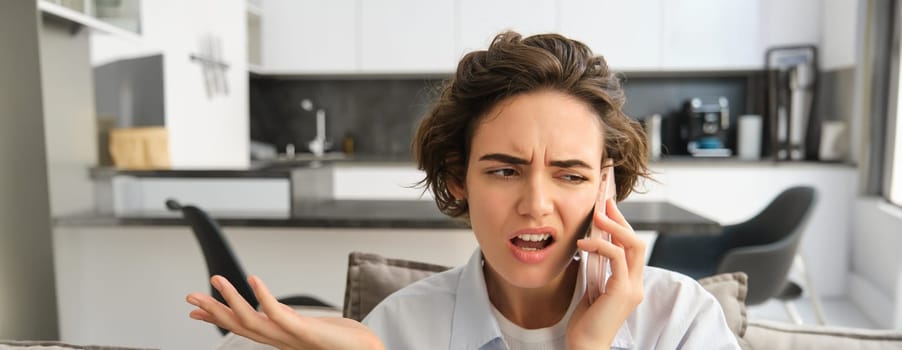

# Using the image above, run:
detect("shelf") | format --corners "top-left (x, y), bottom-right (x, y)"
top-left (38, 0), bottom-right (141, 43)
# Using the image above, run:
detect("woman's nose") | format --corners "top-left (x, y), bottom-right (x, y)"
top-left (517, 177), bottom-right (554, 219)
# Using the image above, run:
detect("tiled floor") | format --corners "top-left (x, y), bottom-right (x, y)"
top-left (747, 296), bottom-right (879, 329)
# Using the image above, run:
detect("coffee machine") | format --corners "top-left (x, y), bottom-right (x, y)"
top-left (681, 97), bottom-right (732, 157)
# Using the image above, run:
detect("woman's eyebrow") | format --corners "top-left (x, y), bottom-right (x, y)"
top-left (479, 153), bottom-right (528, 165)
top-left (549, 159), bottom-right (592, 169)
top-left (478, 153), bottom-right (592, 169)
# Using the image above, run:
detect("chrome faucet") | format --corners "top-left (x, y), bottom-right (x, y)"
top-left (300, 99), bottom-right (330, 157)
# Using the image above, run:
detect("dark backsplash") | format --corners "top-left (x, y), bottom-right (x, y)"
top-left (250, 77), bottom-right (445, 158)
top-left (249, 72), bottom-right (768, 158)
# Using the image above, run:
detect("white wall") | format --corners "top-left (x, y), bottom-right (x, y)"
top-left (153, 0), bottom-right (249, 168)
top-left (849, 199), bottom-right (902, 329)
top-left (0, 1), bottom-right (59, 340)
top-left (40, 15), bottom-right (100, 217)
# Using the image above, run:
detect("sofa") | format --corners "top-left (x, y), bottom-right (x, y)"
top-left (6, 252), bottom-right (902, 350)
top-left (212, 252), bottom-right (902, 349)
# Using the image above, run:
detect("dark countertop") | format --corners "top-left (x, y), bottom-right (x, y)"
top-left (89, 155), bottom-right (855, 179)
top-left (54, 200), bottom-right (721, 233)
top-left (88, 154), bottom-right (416, 179)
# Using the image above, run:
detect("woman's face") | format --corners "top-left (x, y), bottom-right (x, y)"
top-left (457, 89), bottom-right (604, 289)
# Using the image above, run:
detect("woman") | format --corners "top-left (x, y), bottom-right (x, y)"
top-left (186, 31), bottom-right (740, 350)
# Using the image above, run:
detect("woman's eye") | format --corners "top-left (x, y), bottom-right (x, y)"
top-left (561, 174), bottom-right (588, 183)
top-left (488, 168), bottom-right (517, 178)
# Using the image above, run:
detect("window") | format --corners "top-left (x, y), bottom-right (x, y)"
top-left (889, 96), bottom-right (901, 205)
top-left (888, 0), bottom-right (902, 206)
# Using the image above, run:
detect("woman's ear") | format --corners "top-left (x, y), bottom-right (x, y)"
top-left (448, 178), bottom-right (467, 201)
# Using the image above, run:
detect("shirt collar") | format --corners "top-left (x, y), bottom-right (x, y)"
top-left (450, 249), bottom-right (504, 350)
top-left (449, 249), bottom-right (635, 350)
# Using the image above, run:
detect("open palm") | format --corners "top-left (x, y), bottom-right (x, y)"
top-left (187, 275), bottom-right (384, 350)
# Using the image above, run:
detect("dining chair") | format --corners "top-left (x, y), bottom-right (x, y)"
top-left (166, 199), bottom-right (337, 335)
top-left (646, 186), bottom-right (826, 325)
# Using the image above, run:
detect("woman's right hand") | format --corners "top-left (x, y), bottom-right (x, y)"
top-left (566, 198), bottom-right (646, 350)
top-left (186, 275), bottom-right (385, 350)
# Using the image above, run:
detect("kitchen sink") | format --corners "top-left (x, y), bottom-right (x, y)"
top-left (254, 152), bottom-right (349, 170)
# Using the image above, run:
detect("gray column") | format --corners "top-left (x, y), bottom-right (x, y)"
top-left (0, 1), bottom-right (59, 340)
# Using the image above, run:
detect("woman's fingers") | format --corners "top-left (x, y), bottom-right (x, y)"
top-left (604, 198), bottom-right (633, 231)
top-left (194, 277), bottom-right (298, 349)
top-left (211, 276), bottom-right (261, 324)
top-left (250, 276), bottom-right (316, 344)
top-left (188, 307), bottom-right (213, 322)
top-left (577, 238), bottom-right (628, 291)
top-left (594, 199), bottom-right (646, 282)
top-left (186, 292), bottom-right (261, 339)
top-left (186, 292), bottom-right (240, 328)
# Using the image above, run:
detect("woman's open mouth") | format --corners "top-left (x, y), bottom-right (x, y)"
top-left (511, 233), bottom-right (554, 251)
top-left (507, 231), bottom-right (556, 263)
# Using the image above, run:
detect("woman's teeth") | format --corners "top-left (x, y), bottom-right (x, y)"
top-left (517, 233), bottom-right (551, 242)
top-left (512, 233), bottom-right (553, 251)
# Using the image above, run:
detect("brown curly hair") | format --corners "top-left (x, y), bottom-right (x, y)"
top-left (413, 31), bottom-right (649, 219)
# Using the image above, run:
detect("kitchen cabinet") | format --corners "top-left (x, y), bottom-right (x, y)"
top-left (262, 0), bottom-right (357, 74)
top-left (359, 0), bottom-right (456, 73)
top-left (254, 0), bottom-right (845, 74)
top-left (38, 0), bottom-right (142, 39)
top-left (659, 0), bottom-right (761, 70)
top-left (820, 0), bottom-right (859, 70)
top-left (559, 0), bottom-right (662, 71)
top-left (760, 0), bottom-right (820, 49)
top-left (457, 0), bottom-right (557, 55)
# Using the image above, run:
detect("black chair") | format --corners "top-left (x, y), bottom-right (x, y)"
top-left (647, 186), bottom-right (826, 324)
top-left (166, 199), bottom-right (336, 335)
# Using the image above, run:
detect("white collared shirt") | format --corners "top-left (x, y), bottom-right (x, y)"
top-left (363, 249), bottom-right (741, 350)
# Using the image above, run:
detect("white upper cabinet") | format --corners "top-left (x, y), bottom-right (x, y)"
top-left (820, 0), bottom-right (859, 70)
top-left (559, 0), bottom-right (662, 71)
top-left (457, 0), bottom-right (557, 55)
top-left (254, 0), bottom-right (843, 74)
top-left (359, 0), bottom-right (456, 73)
top-left (262, 0), bottom-right (357, 74)
top-left (760, 0), bottom-right (820, 49)
top-left (659, 0), bottom-right (761, 70)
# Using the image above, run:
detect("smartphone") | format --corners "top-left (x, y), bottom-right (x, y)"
top-left (585, 159), bottom-right (615, 305)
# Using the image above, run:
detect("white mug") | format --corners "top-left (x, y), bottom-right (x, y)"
top-left (738, 115), bottom-right (763, 160)
top-left (819, 121), bottom-right (847, 161)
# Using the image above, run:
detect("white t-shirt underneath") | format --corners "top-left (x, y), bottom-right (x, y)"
top-left (488, 267), bottom-right (584, 350)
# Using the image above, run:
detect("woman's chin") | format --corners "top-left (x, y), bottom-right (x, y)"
top-left (502, 264), bottom-right (570, 289)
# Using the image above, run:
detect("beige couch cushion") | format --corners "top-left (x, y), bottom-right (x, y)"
top-left (0, 341), bottom-right (154, 350)
top-left (744, 319), bottom-right (902, 350)
top-left (342, 252), bottom-right (450, 321)
top-left (696, 272), bottom-right (749, 338)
